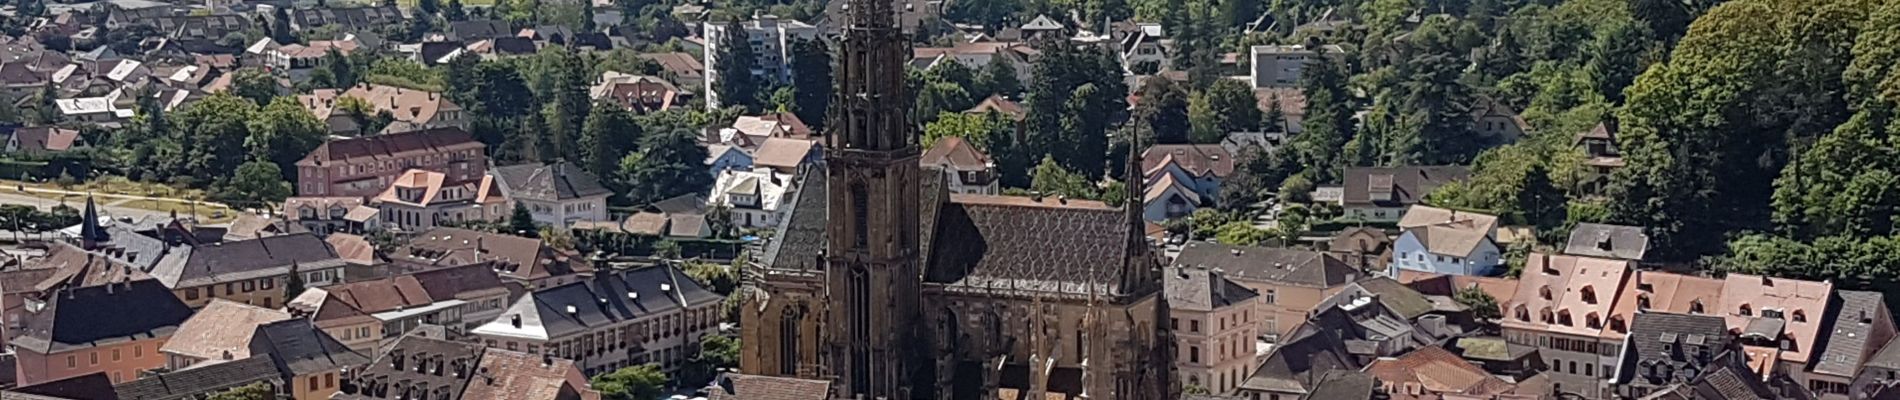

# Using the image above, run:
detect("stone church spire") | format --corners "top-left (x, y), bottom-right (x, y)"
top-left (827, 0), bottom-right (910, 152)
top-left (822, 0), bottom-right (924, 397)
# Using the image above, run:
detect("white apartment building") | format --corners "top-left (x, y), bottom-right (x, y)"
top-left (1249, 44), bottom-right (1345, 88)
top-left (702, 14), bottom-right (820, 108)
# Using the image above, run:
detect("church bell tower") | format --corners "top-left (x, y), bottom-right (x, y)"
top-left (822, 0), bottom-right (923, 397)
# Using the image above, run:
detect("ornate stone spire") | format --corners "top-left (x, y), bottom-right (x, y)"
top-left (827, 0), bottom-right (911, 152)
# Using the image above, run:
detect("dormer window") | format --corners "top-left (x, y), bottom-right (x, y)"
top-left (1581, 286), bottom-right (1597, 304)
top-left (1558, 310), bottom-right (1573, 326)
top-left (1793, 310), bottom-right (1807, 323)
top-left (1740, 304), bottom-right (1752, 316)
top-left (1540, 286), bottom-right (1553, 300)
top-left (1610, 315), bottom-right (1627, 333)
top-left (1690, 300), bottom-right (1705, 314)
top-left (1540, 308), bottom-right (1553, 323)
top-left (1586, 313), bottom-right (1602, 329)
top-left (1515, 305), bottom-right (1530, 322)
top-left (1637, 294), bottom-right (1651, 310)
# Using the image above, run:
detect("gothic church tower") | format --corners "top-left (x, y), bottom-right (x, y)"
top-left (822, 0), bottom-right (923, 397)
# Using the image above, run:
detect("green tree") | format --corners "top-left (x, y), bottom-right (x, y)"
top-left (270, 6), bottom-right (296, 43)
top-left (620, 129), bottom-right (713, 204)
top-left (1188, 79), bottom-right (1261, 143)
top-left (170, 94), bottom-right (262, 184)
top-left (1293, 48), bottom-right (1352, 182)
top-left (923, 111), bottom-right (1013, 149)
top-left (223, 161), bottom-right (291, 210)
top-left (1455, 286), bottom-right (1502, 321)
top-left (206, 382), bottom-right (275, 400)
top-left (444, 0), bottom-right (467, 20)
top-left (712, 18), bottom-right (760, 110)
top-left (1134, 77), bottom-right (1190, 144)
top-left (419, 0), bottom-right (440, 16)
top-left (1025, 43), bottom-right (1127, 180)
top-left (977, 55), bottom-right (1021, 98)
top-left (683, 261), bottom-right (737, 295)
top-left (30, 82), bottom-right (57, 125)
top-left (1214, 221), bottom-right (1270, 246)
top-left (540, 48), bottom-right (593, 162)
top-left (509, 202), bottom-right (539, 236)
top-left (247, 97), bottom-right (328, 180)
top-left (322, 49), bottom-right (357, 89)
top-left (592, 364), bottom-right (667, 400)
top-left (789, 39), bottom-right (832, 130)
top-left (914, 81), bottom-right (972, 124)
top-left (580, 102), bottom-right (640, 182)
top-left (1029, 155), bottom-right (1098, 200)
top-left (229, 68), bottom-right (280, 106)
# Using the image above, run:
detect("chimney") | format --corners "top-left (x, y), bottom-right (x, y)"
top-left (1209, 268), bottom-right (1226, 300)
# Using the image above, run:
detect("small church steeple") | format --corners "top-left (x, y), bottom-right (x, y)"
top-left (79, 194), bottom-right (103, 250)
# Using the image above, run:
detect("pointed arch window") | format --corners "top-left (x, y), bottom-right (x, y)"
top-left (779, 305), bottom-right (803, 375)
top-left (848, 267), bottom-right (871, 393)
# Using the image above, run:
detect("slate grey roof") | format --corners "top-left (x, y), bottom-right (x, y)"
top-left (517, 265), bottom-right (722, 339)
top-left (1172, 241), bottom-right (1356, 288)
top-left (1564, 222), bottom-right (1649, 260)
top-left (5, 373), bottom-right (119, 400)
top-left (447, 20), bottom-right (512, 42)
top-left (12, 279), bottom-right (192, 354)
top-left (96, 225), bottom-right (173, 270)
top-left (1342, 166), bottom-right (1468, 208)
top-left (287, 5), bottom-right (405, 30)
top-left (149, 233), bottom-right (345, 288)
top-left (1867, 335), bottom-right (1900, 370)
top-left (1298, 370), bottom-right (1375, 400)
top-left (1689, 350), bottom-right (1777, 400)
top-left (492, 162), bottom-right (611, 202)
top-left (1349, 277), bottom-right (1436, 320)
top-left (113, 356), bottom-right (279, 400)
top-left (1620, 312), bottom-right (1731, 387)
top-left (1164, 267), bottom-right (1258, 312)
top-left (922, 196), bottom-right (1140, 295)
top-left (248, 319), bottom-right (370, 376)
top-left (1241, 326), bottom-right (1360, 394)
top-left (338, 334), bottom-right (484, 399)
top-left (758, 171), bottom-right (825, 272)
top-left (1811, 290), bottom-right (1887, 377)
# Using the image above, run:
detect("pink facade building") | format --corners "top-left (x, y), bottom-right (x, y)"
top-left (295, 128), bottom-right (487, 198)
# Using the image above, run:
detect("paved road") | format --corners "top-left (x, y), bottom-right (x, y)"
top-left (0, 191), bottom-right (182, 224)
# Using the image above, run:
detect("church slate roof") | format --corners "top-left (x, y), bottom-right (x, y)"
top-left (758, 170), bottom-right (827, 272)
top-left (923, 195), bottom-right (1136, 295)
top-left (759, 161), bottom-right (1143, 297)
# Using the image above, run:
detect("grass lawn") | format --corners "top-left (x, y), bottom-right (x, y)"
top-left (113, 199), bottom-right (235, 221)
